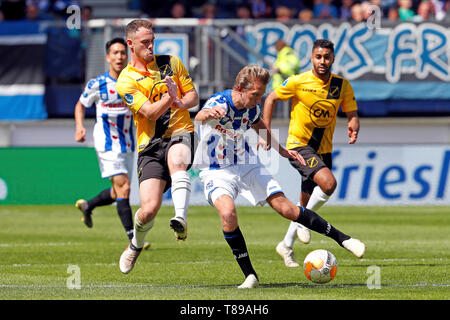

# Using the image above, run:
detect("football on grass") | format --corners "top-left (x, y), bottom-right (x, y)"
top-left (303, 249), bottom-right (338, 284)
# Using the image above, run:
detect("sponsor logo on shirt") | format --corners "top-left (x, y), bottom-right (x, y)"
top-left (215, 124), bottom-right (242, 140)
top-left (101, 101), bottom-right (127, 109)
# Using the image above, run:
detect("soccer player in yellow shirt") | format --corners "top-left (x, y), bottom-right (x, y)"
top-left (115, 19), bottom-right (199, 274)
top-left (263, 39), bottom-right (364, 267)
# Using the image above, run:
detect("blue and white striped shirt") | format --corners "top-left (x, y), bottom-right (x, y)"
top-left (80, 72), bottom-right (135, 153)
top-left (193, 89), bottom-right (261, 170)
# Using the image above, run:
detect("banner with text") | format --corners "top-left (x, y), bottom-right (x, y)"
top-left (247, 21), bottom-right (450, 101)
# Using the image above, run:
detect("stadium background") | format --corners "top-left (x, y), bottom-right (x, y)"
top-left (0, 0), bottom-right (449, 207)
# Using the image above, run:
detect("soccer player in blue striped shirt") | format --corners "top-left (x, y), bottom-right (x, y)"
top-left (74, 38), bottom-right (148, 249)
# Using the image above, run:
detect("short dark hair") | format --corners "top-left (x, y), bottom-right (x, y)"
top-left (312, 39), bottom-right (334, 54)
top-left (105, 38), bottom-right (127, 53)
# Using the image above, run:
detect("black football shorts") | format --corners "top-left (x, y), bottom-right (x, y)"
top-left (288, 146), bottom-right (332, 195)
top-left (137, 131), bottom-right (197, 191)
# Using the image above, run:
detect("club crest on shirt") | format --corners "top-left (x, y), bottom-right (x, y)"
top-left (328, 86), bottom-right (340, 99)
top-left (307, 157), bottom-right (318, 168)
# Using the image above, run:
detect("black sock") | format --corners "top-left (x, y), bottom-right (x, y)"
top-left (296, 206), bottom-right (351, 246)
top-left (223, 227), bottom-right (258, 280)
top-left (116, 198), bottom-right (134, 240)
top-left (87, 188), bottom-right (114, 210)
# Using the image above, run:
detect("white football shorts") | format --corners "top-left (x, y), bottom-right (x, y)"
top-left (97, 151), bottom-right (134, 179)
top-left (199, 163), bottom-right (283, 206)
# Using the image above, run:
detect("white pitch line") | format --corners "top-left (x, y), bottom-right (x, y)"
top-left (1, 257), bottom-right (448, 269)
top-left (0, 283), bottom-right (449, 289)
top-left (0, 260), bottom-right (216, 268)
top-left (0, 242), bottom-right (83, 248)
top-left (0, 239), bottom-right (448, 248)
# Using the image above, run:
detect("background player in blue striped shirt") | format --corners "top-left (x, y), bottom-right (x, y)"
top-left (74, 38), bottom-right (148, 249)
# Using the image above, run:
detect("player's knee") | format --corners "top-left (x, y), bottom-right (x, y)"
top-left (279, 203), bottom-right (299, 221)
top-left (221, 212), bottom-right (238, 231)
top-left (120, 183), bottom-right (131, 196)
top-left (321, 179), bottom-right (337, 195)
top-left (139, 204), bottom-right (159, 223)
top-left (268, 194), bottom-right (298, 220)
top-left (168, 145), bottom-right (191, 170)
top-left (114, 182), bottom-right (130, 199)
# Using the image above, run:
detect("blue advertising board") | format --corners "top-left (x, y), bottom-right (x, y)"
top-left (154, 33), bottom-right (189, 67)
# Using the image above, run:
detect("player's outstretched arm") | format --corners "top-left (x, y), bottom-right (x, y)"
top-left (74, 100), bottom-right (86, 142)
top-left (252, 119), bottom-right (305, 165)
top-left (262, 90), bottom-right (281, 129)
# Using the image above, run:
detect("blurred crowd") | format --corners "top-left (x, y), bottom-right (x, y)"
top-left (137, 0), bottom-right (449, 22)
top-left (0, 0), bottom-right (91, 22)
top-left (0, 0), bottom-right (449, 22)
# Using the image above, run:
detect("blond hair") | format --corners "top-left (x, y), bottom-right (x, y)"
top-left (233, 65), bottom-right (270, 91)
top-left (125, 19), bottom-right (153, 39)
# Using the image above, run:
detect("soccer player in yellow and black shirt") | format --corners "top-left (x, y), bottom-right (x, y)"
top-left (116, 19), bottom-right (199, 274)
top-left (263, 39), bottom-right (364, 267)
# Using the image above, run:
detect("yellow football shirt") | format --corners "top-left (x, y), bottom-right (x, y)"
top-left (116, 55), bottom-right (195, 153)
top-left (275, 70), bottom-right (357, 154)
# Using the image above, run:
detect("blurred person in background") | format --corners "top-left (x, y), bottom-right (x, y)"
top-left (154, 0), bottom-right (193, 18)
top-left (214, 0), bottom-right (245, 18)
top-left (197, 1), bottom-right (219, 18)
top-left (271, 39), bottom-right (300, 90)
top-left (74, 38), bottom-right (150, 250)
top-left (350, 2), bottom-right (365, 21)
top-left (381, 0), bottom-right (398, 16)
top-left (340, 0), bottom-right (354, 20)
top-left (398, 0), bottom-right (416, 20)
top-left (360, 1), bottom-right (374, 20)
top-left (314, 0), bottom-right (338, 18)
top-left (81, 4), bottom-right (92, 21)
top-left (387, 3), bottom-right (400, 19)
top-left (430, 0), bottom-right (447, 20)
top-left (23, 2), bottom-right (53, 21)
top-left (273, 0), bottom-right (304, 17)
top-left (250, 0), bottom-right (273, 18)
top-left (416, 0), bottom-right (432, 20)
top-left (298, 8), bottom-right (314, 22)
top-left (0, 0), bottom-right (26, 20)
top-left (409, 0), bottom-right (432, 20)
top-left (275, 5), bottom-right (293, 21)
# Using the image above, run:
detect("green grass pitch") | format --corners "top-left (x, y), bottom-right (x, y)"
top-left (0, 205), bottom-right (448, 300)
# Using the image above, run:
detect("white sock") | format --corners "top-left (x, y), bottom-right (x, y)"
top-left (131, 209), bottom-right (154, 248)
top-left (171, 170), bottom-right (191, 221)
top-left (306, 186), bottom-right (330, 211)
top-left (283, 221), bottom-right (299, 248)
